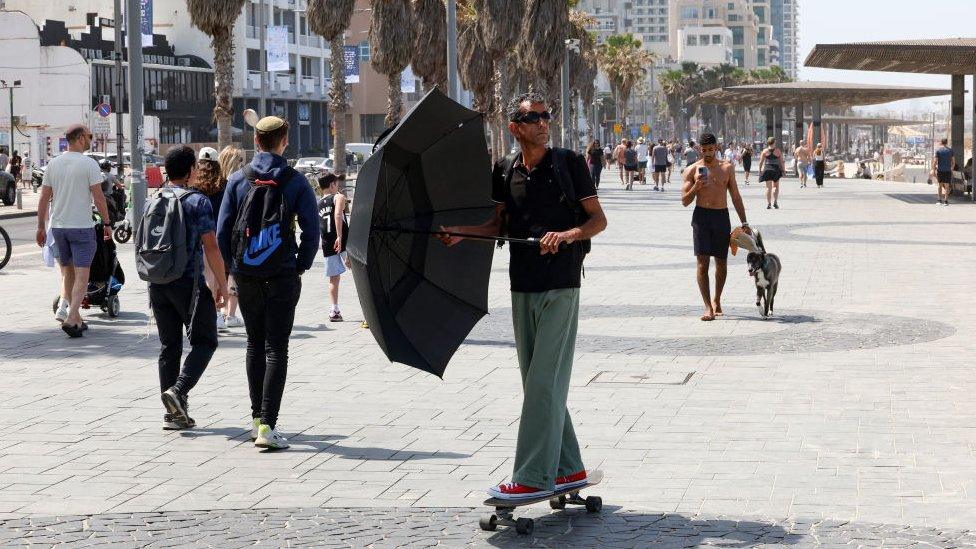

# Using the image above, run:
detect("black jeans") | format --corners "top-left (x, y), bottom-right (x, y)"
top-left (589, 163), bottom-right (602, 188)
top-left (149, 278), bottom-right (218, 397)
top-left (236, 271), bottom-right (301, 429)
top-left (814, 160), bottom-right (825, 187)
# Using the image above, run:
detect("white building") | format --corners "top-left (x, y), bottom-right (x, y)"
top-left (677, 26), bottom-right (733, 65)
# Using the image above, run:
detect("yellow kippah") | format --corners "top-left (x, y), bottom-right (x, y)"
top-left (255, 116), bottom-right (286, 132)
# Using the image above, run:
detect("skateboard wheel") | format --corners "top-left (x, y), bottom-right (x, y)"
top-left (515, 517), bottom-right (534, 535)
top-left (479, 514), bottom-right (497, 531)
top-left (585, 496), bottom-right (602, 513)
top-left (549, 495), bottom-right (566, 510)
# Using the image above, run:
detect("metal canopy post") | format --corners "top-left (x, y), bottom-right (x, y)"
top-left (812, 100), bottom-right (822, 153)
top-left (972, 73), bottom-right (976, 201)
top-left (765, 107), bottom-right (774, 140)
top-left (794, 102), bottom-right (803, 148)
top-left (773, 107), bottom-right (783, 147)
top-left (951, 74), bottom-right (965, 167)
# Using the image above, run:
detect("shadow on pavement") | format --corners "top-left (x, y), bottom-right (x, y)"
top-left (483, 507), bottom-right (801, 547)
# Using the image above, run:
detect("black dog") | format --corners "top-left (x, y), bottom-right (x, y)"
top-left (746, 232), bottom-right (781, 319)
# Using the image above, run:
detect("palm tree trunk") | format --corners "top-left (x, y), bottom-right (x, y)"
top-left (329, 39), bottom-right (348, 175)
top-left (213, 28), bottom-right (234, 150)
top-left (385, 73), bottom-right (402, 127)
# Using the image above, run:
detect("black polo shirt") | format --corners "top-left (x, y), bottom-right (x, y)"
top-left (491, 148), bottom-right (598, 293)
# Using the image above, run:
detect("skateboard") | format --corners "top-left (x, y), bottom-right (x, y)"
top-left (479, 470), bottom-right (604, 535)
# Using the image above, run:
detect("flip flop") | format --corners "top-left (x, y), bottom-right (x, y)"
top-left (700, 314), bottom-right (715, 322)
top-left (61, 323), bottom-right (84, 338)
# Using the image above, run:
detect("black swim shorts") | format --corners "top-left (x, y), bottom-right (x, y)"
top-left (691, 206), bottom-right (731, 259)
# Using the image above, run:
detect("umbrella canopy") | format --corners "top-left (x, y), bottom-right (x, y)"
top-left (348, 88), bottom-right (495, 377)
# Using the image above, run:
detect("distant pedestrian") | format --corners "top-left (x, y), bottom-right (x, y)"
top-left (613, 138), bottom-right (627, 186)
top-left (651, 139), bottom-right (669, 191)
top-left (758, 137), bottom-right (783, 209)
top-left (217, 115), bottom-right (320, 450)
top-left (317, 173), bottom-right (350, 322)
top-left (35, 124), bottom-right (112, 337)
top-left (586, 140), bottom-right (604, 188)
top-left (623, 140), bottom-right (638, 190)
top-left (933, 138), bottom-right (955, 206)
top-left (10, 150), bottom-right (22, 182)
top-left (145, 146), bottom-right (227, 430)
top-left (813, 142), bottom-right (826, 188)
top-left (684, 140), bottom-right (699, 166)
top-left (635, 137), bottom-right (649, 184)
top-left (740, 144), bottom-right (753, 184)
top-left (794, 140), bottom-right (811, 188)
top-left (602, 143), bottom-right (612, 169)
top-left (217, 146), bottom-right (246, 327)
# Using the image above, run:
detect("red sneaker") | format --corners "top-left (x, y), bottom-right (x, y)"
top-left (487, 482), bottom-right (554, 501)
top-left (554, 470), bottom-right (588, 491)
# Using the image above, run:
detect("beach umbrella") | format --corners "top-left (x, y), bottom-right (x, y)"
top-left (348, 88), bottom-right (522, 377)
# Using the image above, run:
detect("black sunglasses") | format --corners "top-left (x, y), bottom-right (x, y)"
top-left (512, 111), bottom-right (552, 124)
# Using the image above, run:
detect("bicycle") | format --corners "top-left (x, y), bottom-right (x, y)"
top-left (0, 223), bottom-right (10, 270)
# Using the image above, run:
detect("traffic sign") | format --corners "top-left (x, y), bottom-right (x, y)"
top-left (96, 103), bottom-right (112, 118)
top-left (640, 124), bottom-right (649, 135)
top-left (613, 123), bottom-right (622, 135)
top-left (91, 109), bottom-right (111, 136)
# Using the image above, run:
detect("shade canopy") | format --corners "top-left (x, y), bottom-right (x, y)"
top-left (805, 39), bottom-right (976, 75)
top-left (690, 81), bottom-right (952, 107)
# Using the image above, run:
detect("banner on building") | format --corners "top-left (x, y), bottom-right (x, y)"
top-left (400, 66), bottom-right (417, 93)
top-left (267, 26), bottom-right (290, 73)
top-left (343, 46), bottom-right (359, 84)
top-left (140, 0), bottom-right (153, 47)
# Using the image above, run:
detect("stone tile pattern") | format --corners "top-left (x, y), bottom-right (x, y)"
top-left (1, 173), bottom-right (976, 534)
top-left (3, 508), bottom-right (976, 548)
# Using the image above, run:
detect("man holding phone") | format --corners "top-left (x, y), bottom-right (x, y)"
top-left (681, 133), bottom-right (750, 321)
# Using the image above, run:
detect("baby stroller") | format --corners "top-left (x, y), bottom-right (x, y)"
top-left (51, 224), bottom-right (125, 318)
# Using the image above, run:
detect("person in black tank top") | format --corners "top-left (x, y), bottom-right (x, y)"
top-left (758, 137), bottom-right (783, 209)
top-left (317, 173), bottom-right (351, 321)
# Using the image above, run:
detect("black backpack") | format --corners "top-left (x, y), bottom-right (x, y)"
top-left (136, 186), bottom-right (201, 284)
top-left (230, 166), bottom-right (297, 277)
top-left (499, 148), bottom-right (591, 256)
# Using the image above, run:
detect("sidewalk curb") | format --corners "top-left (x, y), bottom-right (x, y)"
top-left (0, 209), bottom-right (37, 221)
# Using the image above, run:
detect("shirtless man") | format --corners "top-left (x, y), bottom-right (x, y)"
top-left (794, 139), bottom-right (812, 188)
top-left (613, 138), bottom-right (628, 186)
top-left (681, 133), bottom-right (751, 321)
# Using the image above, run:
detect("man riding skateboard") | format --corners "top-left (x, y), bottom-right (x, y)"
top-left (681, 132), bottom-right (751, 321)
top-left (439, 92), bottom-right (608, 501)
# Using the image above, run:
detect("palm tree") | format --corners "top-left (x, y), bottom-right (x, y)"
top-left (658, 68), bottom-right (686, 138)
top-left (412, 0), bottom-right (447, 93)
top-left (457, 10), bottom-right (494, 115)
top-left (568, 10), bottom-right (598, 142)
top-left (597, 34), bottom-right (654, 134)
top-left (307, 0), bottom-right (355, 176)
top-left (369, 0), bottom-right (415, 127)
top-left (185, 0), bottom-right (246, 150)
top-left (474, 0), bottom-right (525, 158)
top-left (520, 0), bottom-right (570, 138)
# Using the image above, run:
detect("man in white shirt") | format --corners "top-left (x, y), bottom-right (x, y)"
top-left (35, 124), bottom-right (112, 337)
top-left (635, 137), bottom-right (650, 184)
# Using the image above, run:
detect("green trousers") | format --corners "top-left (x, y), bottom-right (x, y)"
top-left (511, 288), bottom-right (585, 491)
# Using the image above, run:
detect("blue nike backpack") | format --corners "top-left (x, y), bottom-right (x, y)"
top-left (230, 166), bottom-right (297, 277)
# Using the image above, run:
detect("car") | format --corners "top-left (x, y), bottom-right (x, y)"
top-left (295, 156), bottom-right (334, 176)
top-left (0, 170), bottom-right (15, 205)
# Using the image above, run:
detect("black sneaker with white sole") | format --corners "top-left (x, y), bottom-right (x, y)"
top-left (161, 388), bottom-right (195, 429)
top-left (162, 413), bottom-right (195, 430)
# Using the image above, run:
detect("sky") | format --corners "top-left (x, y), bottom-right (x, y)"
top-left (798, 0), bottom-right (976, 114)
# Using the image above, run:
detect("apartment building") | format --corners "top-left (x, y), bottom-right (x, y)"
top-left (771, 0), bottom-right (800, 78)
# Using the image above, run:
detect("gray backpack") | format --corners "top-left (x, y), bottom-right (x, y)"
top-left (136, 187), bottom-right (200, 284)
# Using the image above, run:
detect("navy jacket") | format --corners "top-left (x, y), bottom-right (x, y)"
top-left (217, 152), bottom-right (320, 274)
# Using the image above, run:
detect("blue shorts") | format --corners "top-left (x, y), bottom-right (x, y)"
top-left (324, 252), bottom-right (347, 277)
top-left (52, 227), bottom-right (96, 268)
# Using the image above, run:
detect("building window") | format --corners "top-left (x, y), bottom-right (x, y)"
top-left (359, 41), bottom-right (370, 62)
top-left (681, 7), bottom-right (698, 19)
top-left (686, 35), bottom-right (698, 46)
top-left (732, 27), bottom-right (743, 45)
top-left (712, 34), bottom-right (722, 44)
top-left (247, 49), bottom-right (260, 72)
top-left (700, 35), bottom-right (710, 45)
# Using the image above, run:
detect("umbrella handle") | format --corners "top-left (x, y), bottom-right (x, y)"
top-left (371, 225), bottom-right (542, 246)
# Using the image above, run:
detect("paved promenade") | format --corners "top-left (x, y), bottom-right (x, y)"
top-left (1, 170), bottom-right (975, 546)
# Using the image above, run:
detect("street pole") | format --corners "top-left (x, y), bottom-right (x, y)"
top-left (8, 86), bottom-right (13, 165)
top-left (446, 0), bottom-right (458, 100)
top-left (259, 0), bottom-right (268, 116)
top-left (560, 46), bottom-right (570, 148)
top-left (113, 0), bottom-right (124, 178)
top-left (126, 0), bottom-right (146, 251)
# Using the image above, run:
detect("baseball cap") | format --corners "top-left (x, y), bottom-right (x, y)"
top-left (198, 146), bottom-right (219, 162)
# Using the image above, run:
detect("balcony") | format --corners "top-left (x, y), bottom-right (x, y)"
top-left (246, 25), bottom-right (258, 39)
top-left (301, 77), bottom-right (317, 95)
top-left (275, 75), bottom-right (294, 93)
top-left (247, 71), bottom-right (261, 91)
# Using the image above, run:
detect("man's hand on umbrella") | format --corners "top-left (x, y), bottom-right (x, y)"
top-left (539, 229), bottom-right (577, 255)
top-left (437, 225), bottom-right (464, 247)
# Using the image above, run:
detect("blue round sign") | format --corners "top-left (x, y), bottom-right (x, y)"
top-left (96, 103), bottom-right (112, 117)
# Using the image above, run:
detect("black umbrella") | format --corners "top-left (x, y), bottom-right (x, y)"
top-left (348, 88), bottom-right (528, 377)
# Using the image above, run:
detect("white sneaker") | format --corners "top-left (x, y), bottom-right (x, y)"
top-left (249, 417), bottom-right (261, 441)
top-left (55, 299), bottom-right (69, 323)
top-left (216, 313), bottom-right (227, 331)
top-left (254, 424), bottom-right (289, 449)
top-left (225, 315), bottom-right (244, 328)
